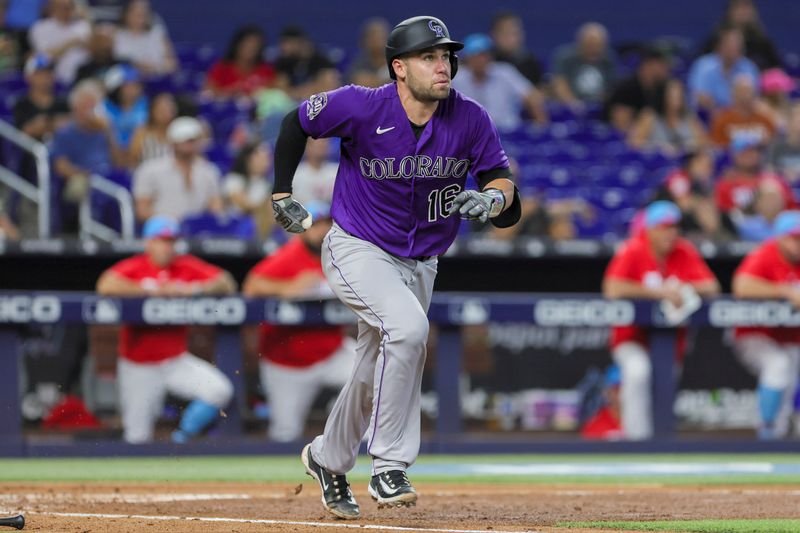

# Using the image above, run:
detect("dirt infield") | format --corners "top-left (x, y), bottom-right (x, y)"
top-left (2, 482), bottom-right (800, 533)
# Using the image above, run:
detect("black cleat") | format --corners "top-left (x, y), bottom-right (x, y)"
top-left (301, 444), bottom-right (361, 519)
top-left (368, 470), bottom-right (418, 508)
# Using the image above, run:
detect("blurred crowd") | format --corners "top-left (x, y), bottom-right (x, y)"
top-left (0, 0), bottom-right (798, 246)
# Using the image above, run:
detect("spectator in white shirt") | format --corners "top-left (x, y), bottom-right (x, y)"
top-left (29, 0), bottom-right (91, 84)
top-left (222, 141), bottom-right (273, 238)
top-left (113, 0), bottom-right (177, 76)
top-left (133, 116), bottom-right (223, 223)
top-left (452, 33), bottom-right (548, 132)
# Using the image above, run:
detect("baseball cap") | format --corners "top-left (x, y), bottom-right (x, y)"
top-left (104, 64), bottom-right (140, 92)
top-left (166, 116), bottom-right (204, 144)
top-left (24, 54), bottom-right (54, 76)
top-left (142, 215), bottom-right (181, 240)
top-left (644, 200), bottom-right (681, 228)
top-left (461, 33), bottom-right (493, 57)
top-left (773, 210), bottom-right (800, 238)
top-left (761, 68), bottom-right (797, 94)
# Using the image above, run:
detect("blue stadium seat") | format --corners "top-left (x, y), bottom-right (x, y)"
top-left (180, 212), bottom-right (256, 239)
top-left (204, 143), bottom-right (233, 173)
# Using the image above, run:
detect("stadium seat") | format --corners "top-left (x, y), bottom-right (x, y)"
top-left (180, 212), bottom-right (256, 239)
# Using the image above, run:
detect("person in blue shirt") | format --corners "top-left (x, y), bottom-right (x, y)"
top-left (51, 79), bottom-right (120, 233)
top-left (103, 64), bottom-right (148, 156)
top-left (688, 26), bottom-right (759, 113)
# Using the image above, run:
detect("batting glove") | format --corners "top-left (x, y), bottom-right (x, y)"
top-left (272, 196), bottom-right (312, 233)
top-left (448, 189), bottom-right (506, 224)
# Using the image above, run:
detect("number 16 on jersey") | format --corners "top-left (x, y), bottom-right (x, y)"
top-left (428, 184), bottom-right (461, 222)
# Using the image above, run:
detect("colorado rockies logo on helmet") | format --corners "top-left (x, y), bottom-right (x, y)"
top-left (306, 92), bottom-right (328, 121)
top-left (428, 19), bottom-right (445, 38)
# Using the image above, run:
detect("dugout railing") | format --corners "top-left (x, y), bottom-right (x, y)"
top-left (1, 291), bottom-right (799, 457)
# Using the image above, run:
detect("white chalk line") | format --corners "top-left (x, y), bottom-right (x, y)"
top-left (35, 511), bottom-right (542, 533)
top-left (0, 492), bottom-right (253, 503)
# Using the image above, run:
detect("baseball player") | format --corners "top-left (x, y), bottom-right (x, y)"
top-left (243, 203), bottom-right (356, 442)
top-left (732, 210), bottom-right (800, 439)
top-left (96, 216), bottom-right (236, 443)
top-left (271, 15), bottom-right (520, 519)
top-left (602, 201), bottom-right (719, 440)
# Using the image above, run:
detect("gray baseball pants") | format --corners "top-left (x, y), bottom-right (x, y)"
top-left (310, 222), bottom-right (437, 475)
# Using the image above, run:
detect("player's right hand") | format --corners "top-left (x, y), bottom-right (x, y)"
top-left (272, 196), bottom-right (312, 233)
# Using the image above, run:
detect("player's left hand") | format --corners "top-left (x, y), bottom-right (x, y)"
top-left (448, 189), bottom-right (505, 224)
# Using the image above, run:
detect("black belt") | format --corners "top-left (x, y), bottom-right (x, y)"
top-left (413, 255), bottom-right (435, 261)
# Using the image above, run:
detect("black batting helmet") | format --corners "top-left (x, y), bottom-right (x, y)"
top-left (385, 16), bottom-right (464, 80)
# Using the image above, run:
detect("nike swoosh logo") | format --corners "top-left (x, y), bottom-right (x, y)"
top-left (321, 476), bottom-right (329, 491)
top-left (376, 126), bottom-right (395, 135)
top-left (378, 477), bottom-right (399, 495)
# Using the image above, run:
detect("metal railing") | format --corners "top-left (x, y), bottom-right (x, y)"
top-left (0, 120), bottom-right (51, 238)
top-left (79, 174), bottom-right (135, 241)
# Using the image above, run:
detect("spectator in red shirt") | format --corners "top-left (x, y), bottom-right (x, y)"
top-left (243, 203), bottom-right (355, 442)
top-left (96, 216), bottom-right (237, 443)
top-left (602, 201), bottom-right (720, 439)
top-left (658, 150), bottom-right (733, 239)
top-left (715, 135), bottom-right (796, 215)
top-left (206, 26), bottom-right (276, 99)
top-left (732, 210), bottom-right (800, 439)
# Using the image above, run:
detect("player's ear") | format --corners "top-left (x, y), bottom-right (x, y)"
top-left (392, 57), bottom-right (407, 80)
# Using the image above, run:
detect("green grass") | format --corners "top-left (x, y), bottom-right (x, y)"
top-left (559, 519), bottom-right (800, 532)
top-left (1, 454), bottom-right (800, 483)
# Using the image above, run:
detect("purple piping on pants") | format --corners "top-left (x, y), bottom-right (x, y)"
top-left (326, 229), bottom-right (389, 455)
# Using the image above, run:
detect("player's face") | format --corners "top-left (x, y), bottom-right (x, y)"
top-left (648, 224), bottom-right (679, 256)
top-left (779, 235), bottom-right (800, 263)
top-left (146, 237), bottom-right (176, 266)
top-left (400, 46), bottom-right (452, 102)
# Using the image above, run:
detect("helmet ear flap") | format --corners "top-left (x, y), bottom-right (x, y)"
top-left (450, 53), bottom-right (458, 79)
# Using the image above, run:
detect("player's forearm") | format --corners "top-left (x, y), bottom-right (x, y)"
top-left (272, 108), bottom-right (309, 197)
top-left (691, 279), bottom-right (720, 297)
top-left (733, 275), bottom-right (791, 300)
top-left (201, 272), bottom-right (237, 295)
top-left (603, 278), bottom-right (663, 300)
top-left (96, 272), bottom-right (151, 296)
top-left (242, 275), bottom-right (284, 298)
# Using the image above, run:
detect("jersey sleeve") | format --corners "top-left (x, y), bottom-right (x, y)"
top-left (680, 242), bottom-right (716, 282)
top-left (604, 242), bottom-right (640, 281)
top-left (179, 255), bottom-right (223, 281)
top-left (250, 240), bottom-right (303, 280)
top-left (297, 85), bottom-right (360, 139)
top-left (468, 104), bottom-right (510, 178)
top-left (109, 257), bottom-right (143, 279)
top-left (735, 246), bottom-right (772, 281)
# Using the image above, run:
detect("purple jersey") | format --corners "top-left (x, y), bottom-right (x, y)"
top-left (298, 83), bottom-right (509, 258)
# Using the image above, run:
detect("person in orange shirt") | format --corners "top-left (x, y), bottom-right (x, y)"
top-left (710, 74), bottom-right (775, 147)
top-left (602, 201), bottom-right (720, 439)
top-left (96, 216), bottom-right (237, 443)
top-left (732, 210), bottom-right (800, 439)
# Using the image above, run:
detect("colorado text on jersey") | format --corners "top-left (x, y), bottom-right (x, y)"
top-left (358, 155), bottom-right (471, 180)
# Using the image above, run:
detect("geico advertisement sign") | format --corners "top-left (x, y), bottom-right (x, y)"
top-left (0, 295), bottom-right (61, 323)
top-left (709, 301), bottom-right (800, 327)
top-left (142, 298), bottom-right (245, 325)
top-left (534, 299), bottom-right (635, 326)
